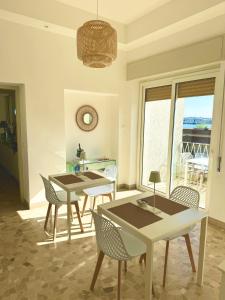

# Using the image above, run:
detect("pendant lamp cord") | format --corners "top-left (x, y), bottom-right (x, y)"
top-left (97, 0), bottom-right (99, 19)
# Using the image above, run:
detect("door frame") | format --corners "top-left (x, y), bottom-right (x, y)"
top-left (137, 65), bottom-right (222, 209)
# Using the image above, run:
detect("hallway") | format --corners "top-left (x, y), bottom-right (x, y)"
top-left (0, 167), bottom-right (24, 216)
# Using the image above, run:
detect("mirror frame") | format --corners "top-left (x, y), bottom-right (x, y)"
top-left (75, 105), bottom-right (98, 131)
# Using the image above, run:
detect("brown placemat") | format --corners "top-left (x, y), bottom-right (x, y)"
top-left (55, 174), bottom-right (84, 185)
top-left (84, 172), bottom-right (104, 180)
top-left (108, 203), bottom-right (162, 229)
top-left (143, 195), bottom-right (189, 215)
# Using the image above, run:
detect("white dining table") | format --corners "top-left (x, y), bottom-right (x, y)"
top-left (49, 171), bottom-right (116, 241)
top-left (97, 191), bottom-right (208, 300)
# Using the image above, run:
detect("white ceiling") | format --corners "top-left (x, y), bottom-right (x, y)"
top-left (56, 0), bottom-right (172, 24)
top-left (0, 0), bottom-right (225, 63)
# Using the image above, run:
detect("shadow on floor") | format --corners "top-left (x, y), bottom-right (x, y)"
top-left (0, 167), bottom-right (26, 216)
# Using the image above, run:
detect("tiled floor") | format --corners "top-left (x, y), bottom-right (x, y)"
top-left (0, 170), bottom-right (225, 299)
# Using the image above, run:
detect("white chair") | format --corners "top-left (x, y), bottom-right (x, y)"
top-left (90, 210), bottom-right (154, 300)
top-left (163, 186), bottom-right (200, 286)
top-left (81, 165), bottom-right (117, 216)
top-left (40, 175), bottom-right (84, 240)
top-left (140, 185), bottom-right (200, 287)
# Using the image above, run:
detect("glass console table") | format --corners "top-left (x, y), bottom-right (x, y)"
top-left (66, 159), bottom-right (116, 172)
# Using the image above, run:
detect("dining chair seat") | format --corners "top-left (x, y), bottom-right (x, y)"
top-left (83, 183), bottom-right (113, 197)
top-left (164, 225), bottom-right (195, 241)
top-left (82, 165), bottom-right (117, 217)
top-left (56, 190), bottom-right (80, 204)
top-left (119, 229), bottom-right (146, 257)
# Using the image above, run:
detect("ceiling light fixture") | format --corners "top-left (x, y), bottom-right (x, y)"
top-left (77, 0), bottom-right (117, 68)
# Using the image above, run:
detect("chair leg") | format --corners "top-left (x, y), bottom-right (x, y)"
top-left (183, 234), bottom-right (196, 272)
top-left (124, 261), bottom-right (127, 273)
top-left (139, 254), bottom-right (155, 296)
top-left (118, 260), bottom-right (122, 300)
top-left (92, 196), bottom-right (96, 210)
top-left (163, 240), bottom-right (170, 287)
top-left (108, 193), bottom-right (113, 202)
top-left (70, 205), bottom-right (73, 222)
top-left (139, 253), bottom-right (146, 264)
top-left (44, 203), bottom-right (52, 232)
top-left (90, 251), bottom-right (105, 291)
top-left (74, 201), bottom-right (84, 233)
top-left (53, 205), bottom-right (58, 241)
top-left (81, 194), bottom-right (88, 217)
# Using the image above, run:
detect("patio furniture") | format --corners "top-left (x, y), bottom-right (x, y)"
top-left (81, 165), bottom-right (117, 216)
top-left (40, 175), bottom-right (83, 240)
top-left (180, 152), bottom-right (193, 182)
top-left (184, 157), bottom-right (209, 188)
top-left (98, 191), bottom-right (207, 300)
top-left (90, 209), bottom-right (150, 300)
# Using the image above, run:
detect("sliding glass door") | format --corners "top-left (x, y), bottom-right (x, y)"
top-left (171, 78), bottom-right (215, 207)
top-left (140, 77), bottom-right (216, 208)
top-left (141, 85), bottom-right (172, 194)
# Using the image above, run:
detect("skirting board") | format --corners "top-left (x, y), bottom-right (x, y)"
top-left (208, 217), bottom-right (225, 230)
top-left (117, 184), bottom-right (137, 190)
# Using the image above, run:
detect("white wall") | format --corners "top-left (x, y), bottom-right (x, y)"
top-left (64, 90), bottom-right (118, 162)
top-left (127, 36), bottom-right (224, 80)
top-left (0, 18), bottom-right (127, 206)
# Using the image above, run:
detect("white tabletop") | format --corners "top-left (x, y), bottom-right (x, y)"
top-left (187, 157), bottom-right (209, 167)
top-left (98, 191), bottom-right (208, 243)
top-left (49, 171), bottom-right (113, 192)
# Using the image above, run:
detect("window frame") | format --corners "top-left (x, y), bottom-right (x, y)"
top-left (137, 65), bottom-right (222, 210)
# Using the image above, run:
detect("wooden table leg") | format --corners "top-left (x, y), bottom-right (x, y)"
top-left (145, 241), bottom-right (154, 300)
top-left (197, 216), bottom-right (208, 286)
top-left (67, 191), bottom-right (72, 241)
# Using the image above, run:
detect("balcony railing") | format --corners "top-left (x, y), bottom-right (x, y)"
top-left (181, 141), bottom-right (210, 158)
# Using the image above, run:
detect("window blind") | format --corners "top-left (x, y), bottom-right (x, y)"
top-left (177, 78), bottom-right (216, 98)
top-left (145, 85), bottom-right (172, 102)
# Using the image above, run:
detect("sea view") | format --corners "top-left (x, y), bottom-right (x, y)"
top-left (183, 123), bottom-right (212, 129)
top-left (183, 117), bottom-right (212, 129)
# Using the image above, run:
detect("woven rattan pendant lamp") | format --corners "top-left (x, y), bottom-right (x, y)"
top-left (77, 0), bottom-right (117, 68)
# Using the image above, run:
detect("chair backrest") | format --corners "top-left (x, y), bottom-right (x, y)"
top-left (170, 185), bottom-right (200, 208)
top-left (180, 152), bottom-right (193, 164)
top-left (104, 165), bottom-right (117, 180)
top-left (91, 210), bottom-right (130, 261)
top-left (40, 174), bottom-right (60, 205)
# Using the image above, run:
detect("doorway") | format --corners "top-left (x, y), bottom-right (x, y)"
top-left (0, 87), bottom-right (24, 214)
top-left (140, 76), bottom-right (216, 208)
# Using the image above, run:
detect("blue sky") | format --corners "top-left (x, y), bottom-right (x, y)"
top-left (182, 95), bottom-right (214, 118)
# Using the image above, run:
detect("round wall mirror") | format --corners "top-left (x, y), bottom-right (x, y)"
top-left (83, 113), bottom-right (93, 125)
top-left (76, 105), bottom-right (98, 131)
